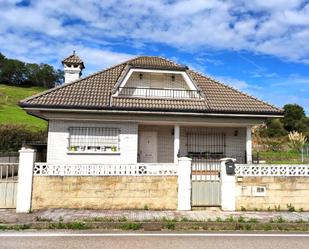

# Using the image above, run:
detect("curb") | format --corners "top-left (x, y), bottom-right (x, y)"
top-left (1, 221), bottom-right (309, 231)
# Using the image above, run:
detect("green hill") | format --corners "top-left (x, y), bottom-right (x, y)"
top-left (0, 84), bottom-right (47, 131)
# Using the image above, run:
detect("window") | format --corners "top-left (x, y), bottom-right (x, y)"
top-left (68, 127), bottom-right (120, 153)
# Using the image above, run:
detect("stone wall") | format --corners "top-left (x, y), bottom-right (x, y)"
top-left (31, 176), bottom-right (178, 210)
top-left (236, 176), bottom-right (309, 211)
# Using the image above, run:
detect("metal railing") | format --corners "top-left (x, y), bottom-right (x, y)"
top-left (117, 87), bottom-right (202, 99)
top-left (0, 163), bottom-right (18, 209)
top-left (0, 163), bottom-right (18, 180)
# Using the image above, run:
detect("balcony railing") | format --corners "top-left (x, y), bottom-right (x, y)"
top-left (117, 87), bottom-right (202, 99)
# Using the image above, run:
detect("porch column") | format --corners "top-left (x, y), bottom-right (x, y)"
top-left (16, 148), bottom-right (36, 213)
top-left (246, 126), bottom-right (252, 163)
top-left (174, 125), bottom-right (180, 163)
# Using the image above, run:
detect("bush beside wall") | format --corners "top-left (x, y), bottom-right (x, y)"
top-left (0, 124), bottom-right (47, 152)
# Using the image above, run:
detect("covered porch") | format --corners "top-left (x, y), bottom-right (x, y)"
top-left (137, 124), bottom-right (252, 164)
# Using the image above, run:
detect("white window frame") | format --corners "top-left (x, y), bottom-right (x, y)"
top-left (67, 127), bottom-right (120, 154)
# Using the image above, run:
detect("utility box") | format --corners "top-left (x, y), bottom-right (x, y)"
top-left (225, 159), bottom-right (235, 175)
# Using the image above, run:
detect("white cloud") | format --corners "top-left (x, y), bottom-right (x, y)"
top-left (0, 0), bottom-right (309, 68)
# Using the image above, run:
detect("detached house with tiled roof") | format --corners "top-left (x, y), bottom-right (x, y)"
top-left (18, 53), bottom-right (283, 211)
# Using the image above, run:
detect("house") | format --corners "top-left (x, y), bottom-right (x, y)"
top-left (17, 53), bottom-right (283, 212)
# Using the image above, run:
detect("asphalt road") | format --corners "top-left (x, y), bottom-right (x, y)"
top-left (1, 232), bottom-right (309, 249)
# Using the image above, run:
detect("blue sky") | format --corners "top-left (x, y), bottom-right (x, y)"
top-left (0, 0), bottom-right (308, 114)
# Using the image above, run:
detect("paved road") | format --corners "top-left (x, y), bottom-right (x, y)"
top-left (1, 232), bottom-right (309, 249)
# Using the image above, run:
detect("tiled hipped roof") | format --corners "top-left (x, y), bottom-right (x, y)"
top-left (20, 56), bottom-right (282, 115)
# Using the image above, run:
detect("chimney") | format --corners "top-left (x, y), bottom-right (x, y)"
top-left (62, 51), bottom-right (85, 84)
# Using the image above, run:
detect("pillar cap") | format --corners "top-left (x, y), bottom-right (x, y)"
top-left (19, 148), bottom-right (36, 153)
top-left (178, 157), bottom-right (192, 161)
top-left (220, 158), bottom-right (236, 162)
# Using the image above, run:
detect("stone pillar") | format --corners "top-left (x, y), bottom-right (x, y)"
top-left (16, 148), bottom-right (36, 213)
top-left (178, 157), bottom-right (192, 211)
top-left (174, 125), bottom-right (180, 163)
top-left (246, 126), bottom-right (252, 163)
top-left (220, 158), bottom-right (236, 211)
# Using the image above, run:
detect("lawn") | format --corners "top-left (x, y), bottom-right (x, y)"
top-left (254, 151), bottom-right (309, 164)
top-left (0, 84), bottom-right (47, 131)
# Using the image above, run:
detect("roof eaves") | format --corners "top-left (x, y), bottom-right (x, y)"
top-left (20, 102), bottom-right (283, 116)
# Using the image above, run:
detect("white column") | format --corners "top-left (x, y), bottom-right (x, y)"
top-left (16, 148), bottom-right (36, 213)
top-left (174, 125), bottom-right (180, 163)
top-left (246, 126), bottom-right (252, 163)
top-left (178, 157), bottom-right (192, 210)
top-left (220, 158), bottom-right (236, 211)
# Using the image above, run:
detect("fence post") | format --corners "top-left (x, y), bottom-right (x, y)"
top-left (246, 126), bottom-right (252, 163)
top-left (220, 158), bottom-right (236, 211)
top-left (178, 157), bottom-right (192, 210)
top-left (16, 148), bottom-right (36, 213)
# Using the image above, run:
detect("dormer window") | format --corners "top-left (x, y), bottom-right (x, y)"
top-left (113, 68), bottom-right (202, 99)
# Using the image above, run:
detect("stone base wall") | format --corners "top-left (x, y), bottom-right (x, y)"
top-left (31, 176), bottom-right (177, 210)
top-left (236, 176), bottom-right (309, 211)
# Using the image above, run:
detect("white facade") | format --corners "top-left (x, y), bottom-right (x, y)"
top-left (47, 121), bottom-right (248, 165)
top-left (47, 120), bottom-right (138, 164)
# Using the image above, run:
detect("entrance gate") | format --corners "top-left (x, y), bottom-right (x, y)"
top-left (187, 132), bottom-right (225, 206)
top-left (0, 163), bottom-right (18, 208)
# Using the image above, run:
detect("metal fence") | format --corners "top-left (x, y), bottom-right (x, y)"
top-left (0, 163), bottom-right (19, 208)
top-left (252, 150), bottom-right (309, 164)
top-left (0, 152), bottom-right (19, 163)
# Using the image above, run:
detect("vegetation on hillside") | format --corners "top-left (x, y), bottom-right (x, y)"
top-left (0, 84), bottom-right (47, 130)
top-left (0, 52), bottom-right (63, 88)
top-left (253, 104), bottom-right (309, 163)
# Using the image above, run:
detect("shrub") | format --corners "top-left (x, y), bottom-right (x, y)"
top-left (288, 131), bottom-right (307, 152)
top-left (164, 221), bottom-right (176, 230)
top-left (287, 203), bottom-right (295, 212)
top-left (0, 124), bottom-right (47, 152)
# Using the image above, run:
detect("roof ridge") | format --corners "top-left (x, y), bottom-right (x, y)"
top-left (127, 55), bottom-right (184, 67)
top-left (188, 68), bottom-right (282, 112)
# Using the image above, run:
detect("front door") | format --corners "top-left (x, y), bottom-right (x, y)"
top-left (139, 131), bottom-right (157, 163)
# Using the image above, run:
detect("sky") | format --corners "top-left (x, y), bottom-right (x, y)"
top-left (0, 0), bottom-right (308, 114)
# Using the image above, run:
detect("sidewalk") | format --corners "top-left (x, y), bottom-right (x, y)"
top-left (1, 209), bottom-right (309, 224)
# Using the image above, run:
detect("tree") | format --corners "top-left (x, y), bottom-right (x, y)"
top-left (25, 63), bottom-right (63, 88)
top-left (0, 52), bottom-right (63, 88)
top-left (265, 118), bottom-right (287, 137)
top-left (1, 58), bottom-right (27, 85)
top-left (282, 104), bottom-right (306, 132)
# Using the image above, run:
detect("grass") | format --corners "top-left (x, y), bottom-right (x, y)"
top-left (120, 223), bottom-right (142, 230)
top-left (256, 151), bottom-right (308, 164)
top-left (0, 84), bottom-right (47, 131)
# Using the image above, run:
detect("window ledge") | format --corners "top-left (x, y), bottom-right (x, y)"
top-left (67, 151), bottom-right (120, 155)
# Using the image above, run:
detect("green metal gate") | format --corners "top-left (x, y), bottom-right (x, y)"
top-left (187, 132), bottom-right (225, 207)
top-left (191, 160), bottom-right (221, 206)
top-left (0, 163), bottom-right (18, 209)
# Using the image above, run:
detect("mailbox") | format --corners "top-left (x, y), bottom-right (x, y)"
top-left (225, 159), bottom-right (235, 175)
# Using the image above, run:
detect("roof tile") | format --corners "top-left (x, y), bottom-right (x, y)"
top-left (20, 56), bottom-right (282, 114)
